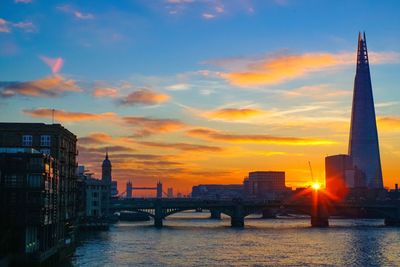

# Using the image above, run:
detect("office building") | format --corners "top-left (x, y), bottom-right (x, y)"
top-left (191, 184), bottom-right (243, 199)
top-left (244, 171), bottom-right (287, 198)
top-left (348, 33), bottom-right (383, 188)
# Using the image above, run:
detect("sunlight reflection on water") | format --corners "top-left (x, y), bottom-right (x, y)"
top-left (70, 212), bottom-right (400, 267)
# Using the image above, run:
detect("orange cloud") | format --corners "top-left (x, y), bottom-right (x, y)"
top-left (138, 141), bottom-right (222, 152)
top-left (123, 116), bottom-right (187, 137)
top-left (204, 108), bottom-right (264, 120)
top-left (283, 84), bottom-right (351, 99)
top-left (78, 145), bottom-right (136, 153)
top-left (377, 116), bottom-right (400, 131)
top-left (23, 108), bottom-right (116, 122)
top-left (217, 51), bottom-right (400, 87)
top-left (0, 75), bottom-right (80, 97)
top-left (93, 87), bottom-right (119, 97)
top-left (39, 56), bottom-right (64, 73)
top-left (187, 128), bottom-right (335, 145)
top-left (120, 88), bottom-right (170, 106)
top-left (222, 53), bottom-right (338, 86)
top-left (78, 133), bottom-right (117, 147)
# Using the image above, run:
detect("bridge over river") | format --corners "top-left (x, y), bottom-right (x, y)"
top-left (111, 195), bottom-right (400, 228)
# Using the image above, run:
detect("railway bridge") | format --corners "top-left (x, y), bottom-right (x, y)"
top-left (111, 196), bottom-right (400, 228)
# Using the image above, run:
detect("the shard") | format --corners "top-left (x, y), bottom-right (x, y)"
top-left (348, 32), bottom-right (383, 188)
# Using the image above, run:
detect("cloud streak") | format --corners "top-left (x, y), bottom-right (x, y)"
top-left (120, 88), bottom-right (170, 106)
top-left (377, 116), bottom-right (400, 131)
top-left (0, 18), bottom-right (36, 33)
top-left (187, 128), bottom-right (335, 145)
top-left (138, 140), bottom-right (223, 152)
top-left (93, 87), bottom-right (119, 98)
top-left (0, 75), bottom-right (80, 98)
top-left (23, 108), bottom-right (117, 122)
top-left (204, 108), bottom-right (265, 120)
top-left (123, 116), bottom-right (187, 137)
top-left (57, 5), bottom-right (94, 20)
top-left (214, 51), bottom-right (400, 87)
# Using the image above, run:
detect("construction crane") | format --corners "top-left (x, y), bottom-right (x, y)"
top-left (308, 161), bottom-right (314, 183)
top-left (309, 161), bottom-right (321, 190)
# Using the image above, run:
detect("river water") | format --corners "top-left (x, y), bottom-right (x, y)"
top-left (69, 212), bottom-right (400, 266)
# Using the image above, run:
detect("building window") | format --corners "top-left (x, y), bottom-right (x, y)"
top-left (25, 226), bottom-right (38, 253)
top-left (5, 175), bottom-right (19, 187)
top-left (22, 135), bottom-right (32, 146)
top-left (93, 201), bottom-right (98, 207)
top-left (27, 175), bottom-right (42, 187)
top-left (40, 148), bottom-right (51, 155)
top-left (40, 135), bottom-right (51, 146)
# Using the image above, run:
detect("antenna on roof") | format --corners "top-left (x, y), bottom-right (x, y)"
top-left (52, 109), bottom-right (55, 124)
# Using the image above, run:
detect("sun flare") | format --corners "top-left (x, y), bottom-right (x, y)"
top-left (311, 182), bottom-right (321, 190)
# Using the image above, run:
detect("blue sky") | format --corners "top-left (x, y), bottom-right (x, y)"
top-left (1, 0), bottom-right (399, 194)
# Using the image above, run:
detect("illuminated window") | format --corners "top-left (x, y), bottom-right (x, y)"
top-left (40, 135), bottom-right (51, 146)
top-left (22, 135), bottom-right (32, 146)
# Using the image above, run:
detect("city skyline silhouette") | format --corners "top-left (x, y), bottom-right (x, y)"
top-left (1, 1), bottom-right (399, 195)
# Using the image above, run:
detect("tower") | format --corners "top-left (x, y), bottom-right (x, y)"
top-left (102, 150), bottom-right (112, 184)
top-left (156, 181), bottom-right (163, 198)
top-left (126, 180), bottom-right (132, 199)
top-left (348, 32), bottom-right (383, 189)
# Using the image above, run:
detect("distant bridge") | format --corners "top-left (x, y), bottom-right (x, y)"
top-left (111, 196), bottom-right (400, 228)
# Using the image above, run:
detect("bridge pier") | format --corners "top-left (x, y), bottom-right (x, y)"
top-left (311, 216), bottom-right (329, 227)
top-left (311, 190), bottom-right (329, 228)
top-left (210, 209), bottom-right (221, 219)
top-left (262, 209), bottom-right (276, 219)
top-left (384, 205), bottom-right (400, 226)
top-left (154, 200), bottom-right (163, 228)
top-left (231, 205), bottom-right (245, 228)
top-left (154, 217), bottom-right (163, 228)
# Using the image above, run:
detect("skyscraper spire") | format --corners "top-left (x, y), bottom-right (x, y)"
top-left (348, 32), bottom-right (383, 188)
top-left (106, 147), bottom-right (109, 160)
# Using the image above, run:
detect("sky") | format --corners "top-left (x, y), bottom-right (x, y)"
top-left (1, 0), bottom-right (400, 195)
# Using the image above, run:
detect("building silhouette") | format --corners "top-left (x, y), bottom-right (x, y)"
top-left (126, 180), bottom-right (132, 198)
top-left (102, 151), bottom-right (112, 184)
top-left (0, 123), bottom-right (77, 264)
top-left (101, 151), bottom-right (118, 196)
top-left (167, 187), bottom-right (173, 198)
top-left (325, 154), bottom-right (368, 196)
top-left (348, 32), bottom-right (383, 189)
top-left (76, 165), bottom-right (110, 218)
top-left (243, 171), bottom-right (288, 199)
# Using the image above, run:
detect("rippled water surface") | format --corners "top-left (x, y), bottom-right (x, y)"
top-left (69, 212), bottom-right (400, 266)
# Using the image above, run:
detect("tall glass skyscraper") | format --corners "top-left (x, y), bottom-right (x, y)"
top-left (348, 32), bottom-right (383, 188)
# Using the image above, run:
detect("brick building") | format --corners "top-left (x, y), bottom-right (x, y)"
top-left (0, 123), bottom-right (77, 261)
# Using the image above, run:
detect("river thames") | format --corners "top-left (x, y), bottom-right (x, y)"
top-left (68, 212), bottom-right (400, 266)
